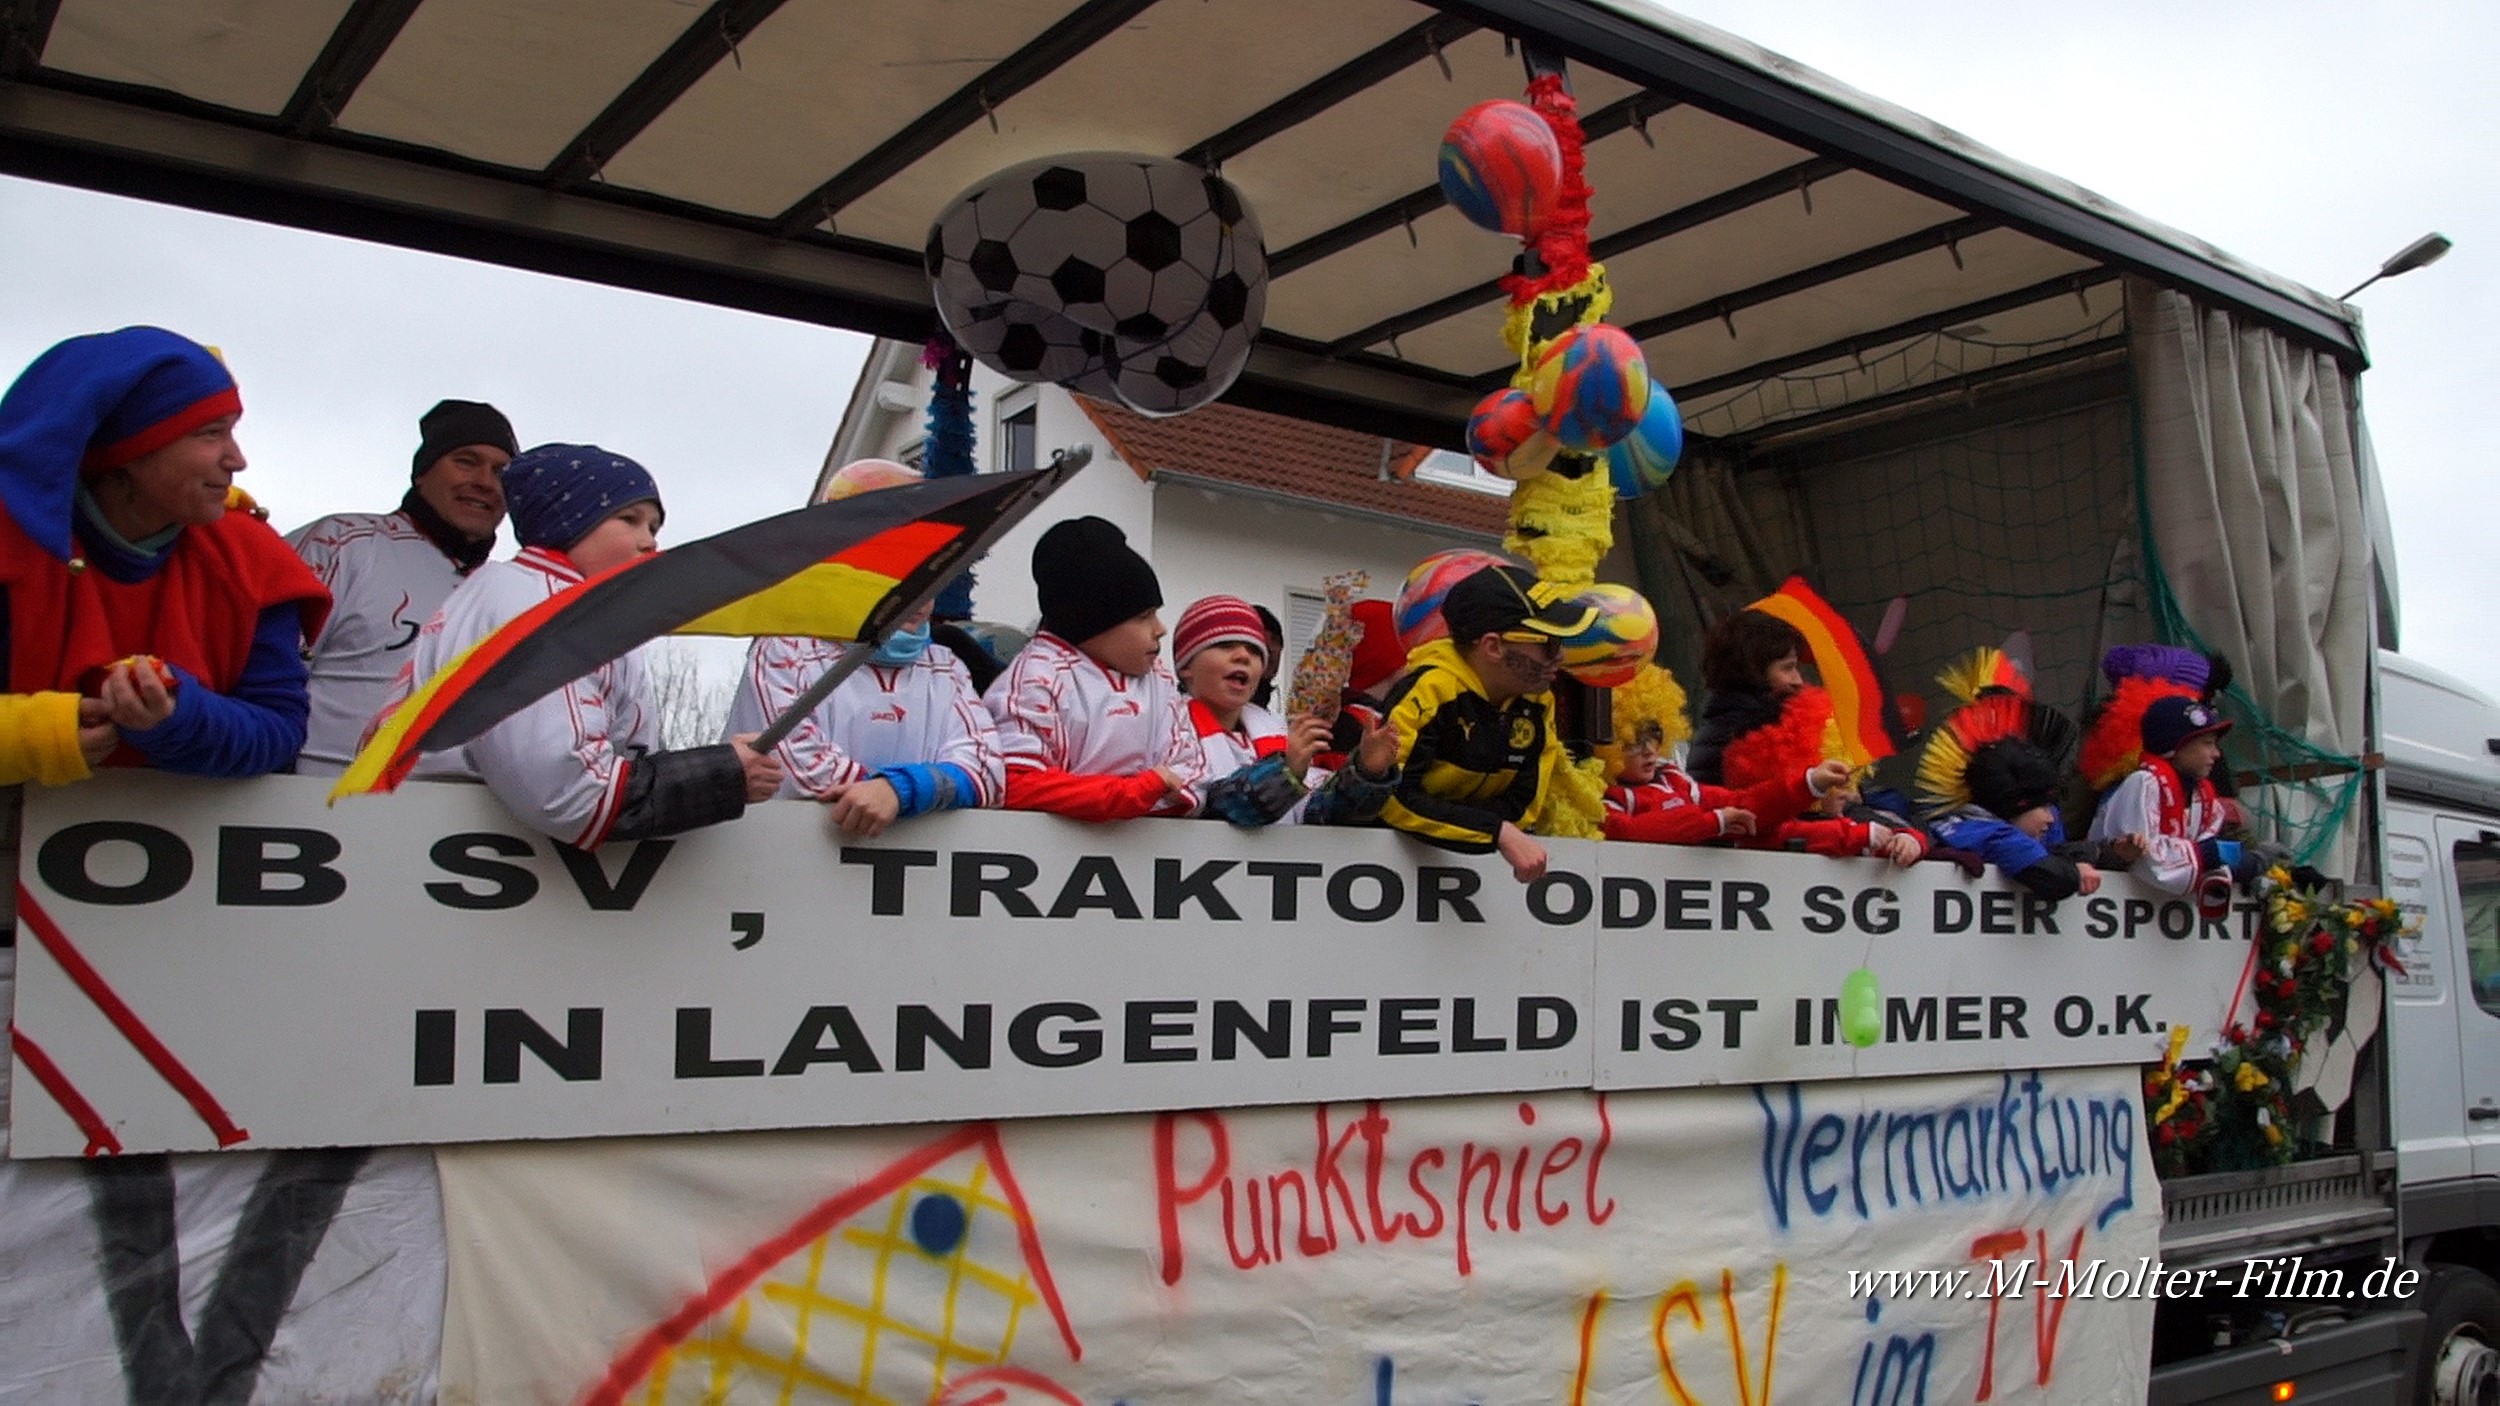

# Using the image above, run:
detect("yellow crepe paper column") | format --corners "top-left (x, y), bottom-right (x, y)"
top-left (1470, 73), bottom-right (1637, 837)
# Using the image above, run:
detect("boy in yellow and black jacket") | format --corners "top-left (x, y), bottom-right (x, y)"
top-left (1379, 564), bottom-right (1593, 883)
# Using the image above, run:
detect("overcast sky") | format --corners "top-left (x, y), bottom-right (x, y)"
top-left (1, 0), bottom-right (2489, 699)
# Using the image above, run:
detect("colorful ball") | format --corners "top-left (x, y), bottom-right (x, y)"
top-left (820, 458), bottom-right (921, 501)
top-left (1437, 100), bottom-right (1562, 238)
top-left (1529, 324), bottom-right (1651, 453)
top-left (1465, 388), bottom-right (1555, 481)
top-left (1394, 547), bottom-right (1523, 652)
top-left (1557, 582), bottom-right (1659, 689)
top-left (1604, 387), bottom-right (1684, 498)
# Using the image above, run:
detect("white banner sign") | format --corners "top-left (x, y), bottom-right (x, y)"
top-left (435, 1073), bottom-right (2158, 1405)
top-left (8, 775), bottom-right (2264, 1156)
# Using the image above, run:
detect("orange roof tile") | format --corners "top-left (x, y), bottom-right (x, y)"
top-left (1073, 395), bottom-right (1511, 539)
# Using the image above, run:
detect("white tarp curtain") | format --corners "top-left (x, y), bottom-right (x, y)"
top-left (2126, 279), bottom-right (2376, 876)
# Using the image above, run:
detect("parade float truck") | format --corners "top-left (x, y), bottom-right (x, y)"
top-left (3, 0), bottom-right (2495, 1402)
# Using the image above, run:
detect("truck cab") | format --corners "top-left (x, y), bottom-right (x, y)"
top-left (2382, 649), bottom-right (2500, 1402)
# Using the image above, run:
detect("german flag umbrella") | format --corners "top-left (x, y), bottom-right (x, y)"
top-left (333, 448), bottom-right (1087, 799)
top-left (1745, 575), bottom-right (1906, 773)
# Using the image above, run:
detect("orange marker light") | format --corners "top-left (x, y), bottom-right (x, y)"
top-left (2270, 1382), bottom-right (2296, 1402)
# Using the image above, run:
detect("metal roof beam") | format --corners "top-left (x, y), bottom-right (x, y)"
top-left (1429, 0), bottom-right (2361, 363)
top-left (544, 0), bottom-right (789, 184)
top-left (0, 0), bottom-right (61, 77)
top-left (1323, 152), bottom-right (1842, 357)
top-left (1175, 13), bottom-right (1479, 172)
top-left (1669, 267), bottom-right (2119, 401)
top-left (1267, 88), bottom-right (1673, 279)
top-left (0, 81), bottom-right (935, 339)
top-left (771, 0), bottom-right (1159, 237)
top-left (1432, 213), bottom-right (2004, 386)
top-left (279, 0), bottom-right (425, 137)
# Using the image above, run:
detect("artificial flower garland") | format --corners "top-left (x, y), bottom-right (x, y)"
top-left (2143, 868), bottom-right (2408, 1176)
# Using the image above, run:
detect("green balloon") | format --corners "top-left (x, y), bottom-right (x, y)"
top-left (1841, 967), bottom-right (1883, 1049)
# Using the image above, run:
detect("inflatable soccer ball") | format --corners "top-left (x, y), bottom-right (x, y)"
top-left (1394, 547), bottom-right (1524, 652)
top-left (1557, 582), bottom-right (1660, 689)
top-left (927, 153), bottom-right (1266, 416)
top-left (1438, 100), bottom-right (1562, 238)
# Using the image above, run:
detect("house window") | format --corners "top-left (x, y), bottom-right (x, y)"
top-left (1001, 404), bottom-right (1038, 474)
top-left (1282, 588), bottom-right (1327, 694)
top-left (1412, 448), bottom-right (1516, 498)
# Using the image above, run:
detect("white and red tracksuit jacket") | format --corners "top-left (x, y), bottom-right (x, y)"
top-left (287, 508), bottom-right (468, 775)
top-left (982, 631), bottom-right (1205, 821)
top-left (384, 546), bottom-right (654, 848)
top-left (721, 635), bottom-right (1004, 803)
top-left (2089, 756), bottom-right (2227, 894)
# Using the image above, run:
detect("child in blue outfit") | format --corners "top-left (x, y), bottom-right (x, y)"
top-left (1915, 650), bottom-right (2104, 901)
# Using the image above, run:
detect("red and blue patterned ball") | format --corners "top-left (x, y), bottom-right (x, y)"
top-left (1438, 101), bottom-right (1562, 239)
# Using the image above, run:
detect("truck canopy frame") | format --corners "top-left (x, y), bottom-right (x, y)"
top-left (0, 0), bottom-right (2362, 448)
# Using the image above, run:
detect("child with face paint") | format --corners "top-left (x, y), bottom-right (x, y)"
top-left (722, 466), bottom-right (1005, 838)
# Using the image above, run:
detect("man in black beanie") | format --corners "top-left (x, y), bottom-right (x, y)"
top-left (287, 399), bottom-right (518, 773)
top-left (983, 515), bottom-right (1208, 819)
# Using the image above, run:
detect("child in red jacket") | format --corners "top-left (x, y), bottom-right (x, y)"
top-left (1720, 685), bottom-right (1927, 866)
top-left (1601, 666), bottom-right (1846, 845)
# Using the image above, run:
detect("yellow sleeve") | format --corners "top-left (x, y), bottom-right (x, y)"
top-left (1525, 691), bottom-right (1606, 839)
top-left (0, 692), bottom-right (95, 787)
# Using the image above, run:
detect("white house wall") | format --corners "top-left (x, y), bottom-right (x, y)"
top-left (840, 354), bottom-right (1500, 641)
top-left (1149, 481), bottom-right (1483, 637)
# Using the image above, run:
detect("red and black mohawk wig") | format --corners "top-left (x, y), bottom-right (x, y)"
top-left (1916, 648), bottom-right (2078, 820)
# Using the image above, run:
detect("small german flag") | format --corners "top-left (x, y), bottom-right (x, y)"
top-left (334, 464), bottom-right (1075, 800)
top-left (1746, 576), bottom-right (1903, 772)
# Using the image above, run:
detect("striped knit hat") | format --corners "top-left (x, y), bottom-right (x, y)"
top-left (1173, 594), bottom-right (1269, 669)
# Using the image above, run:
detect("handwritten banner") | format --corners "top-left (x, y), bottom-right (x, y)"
top-left (435, 1073), bottom-right (2158, 1404)
top-left (9, 775), bottom-right (2263, 1156)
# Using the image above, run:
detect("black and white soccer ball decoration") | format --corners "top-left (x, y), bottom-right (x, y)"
top-left (928, 153), bottom-right (1266, 418)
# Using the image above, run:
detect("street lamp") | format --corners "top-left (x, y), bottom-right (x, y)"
top-left (2340, 232), bottom-right (2453, 300)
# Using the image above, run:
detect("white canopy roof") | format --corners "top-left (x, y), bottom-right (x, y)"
top-left (0, 0), bottom-right (2364, 445)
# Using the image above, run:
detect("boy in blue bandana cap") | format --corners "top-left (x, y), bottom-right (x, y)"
top-left (377, 443), bottom-right (781, 846)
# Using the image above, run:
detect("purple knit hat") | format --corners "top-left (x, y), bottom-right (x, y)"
top-left (500, 443), bottom-right (661, 550)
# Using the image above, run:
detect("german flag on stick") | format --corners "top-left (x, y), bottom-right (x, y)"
top-left (1746, 576), bottom-right (1903, 772)
top-left (333, 450), bottom-right (1088, 800)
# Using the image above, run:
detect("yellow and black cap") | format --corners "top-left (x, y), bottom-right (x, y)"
top-left (1442, 564), bottom-right (1596, 644)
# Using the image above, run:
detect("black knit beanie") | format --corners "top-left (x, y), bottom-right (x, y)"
top-left (1034, 515), bottom-right (1161, 645)
top-left (412, 399), bottom-right (518, 481)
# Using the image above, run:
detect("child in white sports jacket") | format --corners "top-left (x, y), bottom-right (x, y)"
top-left (983, 516), bottom-right (1207, 821)
top-left (722, 467), bottom-right (1003, 839)
top-left (383, 443), bottom-right (781, 847)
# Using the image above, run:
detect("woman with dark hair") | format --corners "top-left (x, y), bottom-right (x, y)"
top-left (1684, 607), bottom-right (1808, 786)
top-left (0, 326), bottom-right (328, 786)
